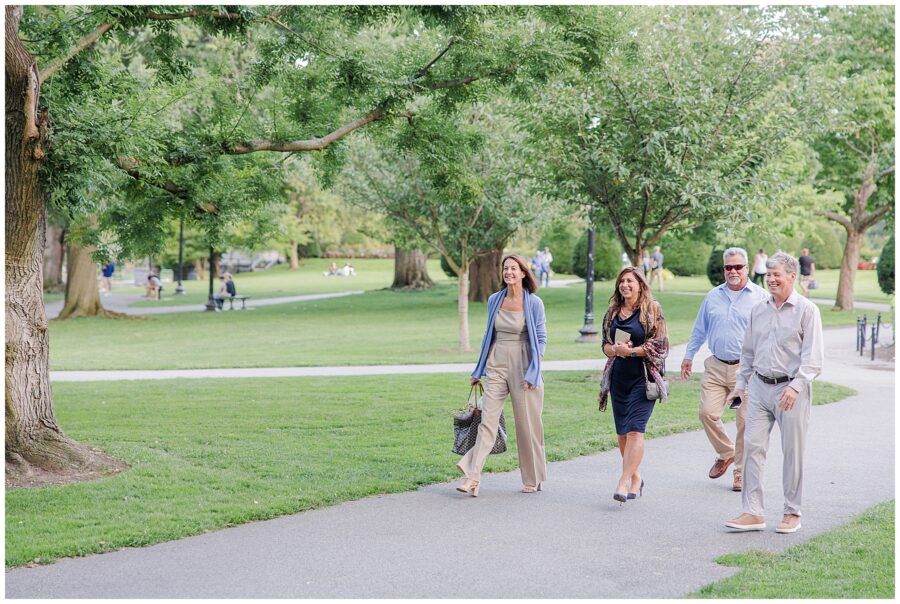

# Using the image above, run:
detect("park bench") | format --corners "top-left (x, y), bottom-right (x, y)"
top-left (225, 295), bottom-right (251, 310)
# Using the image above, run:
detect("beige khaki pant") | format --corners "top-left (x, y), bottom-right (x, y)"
top-left (457, 339), bottom-right (546, 487)
top-left (742, 375), bottom-right (811, 516)
top-left (651, 268), bottom-right (664, 291)
top-left (699, 356), bottom-right (746, 477)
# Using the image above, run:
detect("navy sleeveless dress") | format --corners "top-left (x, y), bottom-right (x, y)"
top-left (609, 310), bottom-right (655, 435)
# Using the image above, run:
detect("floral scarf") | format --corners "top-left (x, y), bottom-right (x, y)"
top-left (597, 300), bottom-right (669, 412)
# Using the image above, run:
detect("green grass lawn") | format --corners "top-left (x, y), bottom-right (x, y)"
top-left (692, 500), bottom-right (895, 598)
top-left (5, 373), bottom-right (854, 568)
top-left (125, 258), bottom-right (451, 307)
top-left (48, 280), bottom-right (868, 371)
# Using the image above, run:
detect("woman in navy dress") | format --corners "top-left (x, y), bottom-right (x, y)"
top-left (598, 267), bottom-right (669, 503)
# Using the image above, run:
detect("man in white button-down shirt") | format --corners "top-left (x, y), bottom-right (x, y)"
top-left (724, 252), bottom-right (824, 534)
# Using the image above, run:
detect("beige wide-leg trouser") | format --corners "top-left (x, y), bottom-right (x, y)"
top-left (457, 336), bottom-right (547, 487)
top-left (699, 356), bottom-right (746, 476)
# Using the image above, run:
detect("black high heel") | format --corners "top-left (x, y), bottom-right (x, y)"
top-left (613, 492), bottom-right (627, 504)
top-left (627, 479), bottom-right (644, 500)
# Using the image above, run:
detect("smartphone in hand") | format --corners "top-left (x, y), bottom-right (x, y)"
top-left (729, 396), bottom-right (742, 409)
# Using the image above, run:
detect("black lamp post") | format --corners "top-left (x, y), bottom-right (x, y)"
top-left (576, 204), bottom-right (599, 343)
top-left (205, 245), bottom-right (217, 311)
top-left (174, 217), bottom-right (185, 295)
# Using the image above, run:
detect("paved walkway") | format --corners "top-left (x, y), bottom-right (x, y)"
top-left (44, 290), bottom-right (365, 319)
top-left (7, 326), bottom-right (894, 597)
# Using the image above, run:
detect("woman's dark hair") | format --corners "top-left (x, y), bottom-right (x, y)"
top-left (501, 254), bottom-right (539, 293)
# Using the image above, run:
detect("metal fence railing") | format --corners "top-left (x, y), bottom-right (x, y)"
top-left (856, 313), bottom-right (882, 361)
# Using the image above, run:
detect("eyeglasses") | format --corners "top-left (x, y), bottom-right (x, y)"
top-left (724, 264), bottom-right (746, 272)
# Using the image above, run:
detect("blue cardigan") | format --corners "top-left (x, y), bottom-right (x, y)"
top-left (471, 288), bottom-right (547, 386)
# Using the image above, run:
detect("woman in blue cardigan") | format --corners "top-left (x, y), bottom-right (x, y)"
top-left (456, 254), bottom-right (547, 497)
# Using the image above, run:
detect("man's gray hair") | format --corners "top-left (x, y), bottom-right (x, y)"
top-left (722, 247), bottom-right (749, 264)
top-left (766, 251), bottom-right (799, 274)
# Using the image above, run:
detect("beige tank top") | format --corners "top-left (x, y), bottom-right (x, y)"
top-left (494, 309), bottom-right (527, 342)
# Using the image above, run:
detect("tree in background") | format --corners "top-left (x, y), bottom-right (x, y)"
top-left (343, 101), bottom-right (555, 349)
top-left (810, 6), bottom-right (894, 310)
top-left (530, 6), bottom-right (828, 266)
top-left (338, 137), bottom-right (436, 290)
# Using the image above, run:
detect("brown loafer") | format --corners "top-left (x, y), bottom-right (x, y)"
top-left (732, 475), bottom-right (742, 491)
top-left (709, 456), bottom-right (734, 479)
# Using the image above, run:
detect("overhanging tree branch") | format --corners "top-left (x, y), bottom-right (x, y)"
top-left (38, 22), bottom-right (113, 84)
top-left (876, 164), bottom-right (894, 179)
top-left (820, 210), bottom-right (853, 230)
top-left (224, 106), bottom-right (388, 154)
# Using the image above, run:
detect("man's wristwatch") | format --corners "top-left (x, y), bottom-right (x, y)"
top-left (629, 351), bottom-right (637, 358)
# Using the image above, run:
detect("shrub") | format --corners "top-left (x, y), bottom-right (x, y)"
top-left (801, 223), bottom-right (844, 269)
top-left (539, 221), bottom-right (580, 277)
top-left (571, 230), bottom-right (621, 280)
top-left (707, 249), bottom-right (726, 286)
top-left (661, 237), bottom-right (713, 276)
top-left (877, 234), bottom-right (894, 295)
top-left (296, 239), bottom-right (321, 258)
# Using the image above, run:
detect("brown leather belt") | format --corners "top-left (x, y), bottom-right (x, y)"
top-left (714, 356), bottom-right (740, 365)
top-left (756, 371), bottom-right (791, 385)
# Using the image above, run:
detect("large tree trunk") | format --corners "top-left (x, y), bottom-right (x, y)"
top-left (834, 229), bottom-right (861, 311)
top-left (458, 265), bottom-right (471, 352)
top-left (194, 258), bottom-right (205, 281)
top-left (6, 7), bottom-right (125, 486)
top-left (825, 160), bottom-right (892, 311)
top-left (289, 240), bottom-right (300, 270)
top-left (42, 222), bottom-right (65, 292)
top-left (468, 246), bottom-right (503, 302)
top-left (57, 244), bottom-right (123, 319)
top-left (391, 247), bottom-right (434, 290)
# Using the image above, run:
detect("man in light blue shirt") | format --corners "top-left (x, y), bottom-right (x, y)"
top-left (680, 248), bottom-right (768, 492)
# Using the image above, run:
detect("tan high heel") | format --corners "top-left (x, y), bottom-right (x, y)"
top-left (456, 479), bottom-right (480, 497)
top-left (521, 482), bottom-right (543, 494)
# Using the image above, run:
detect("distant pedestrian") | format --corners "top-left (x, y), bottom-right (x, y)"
top-left (650, 246), bottom-right (664, 292)
top-left (724, 252), bottom-right (823, 534)
top-left (100, 261), bottom-right (115, 294)
top-left (537, 246), bottom-right (553, 287)
top-left (621, 251), bottom-right (629, 267)
top-left (751, 248), bottom-right (768, 286)
top-left (797, 248), bottom-right (815, 296)
top-left (642, 250), bottom-right (651, 276)
top-left (681, 248), bottom-right (768, 493)
top-left (598, 267), bottom-right (669, 504)
top-left (456, 254), bottom-right (547, 497)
